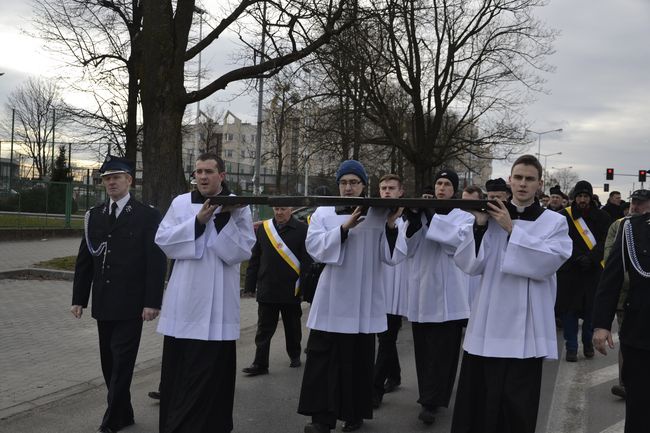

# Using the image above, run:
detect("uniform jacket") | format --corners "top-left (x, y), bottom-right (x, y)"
top-left (72, 197), bottom-right (167, 321)
top-left (593, 213), bottom-right (650, 350)
top-left (555, 202), bottom-right (611, 315)
top-left (244, 216), bottom-right (312, 304)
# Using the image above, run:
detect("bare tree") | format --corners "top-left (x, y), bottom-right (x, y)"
top-left (5, 78), bottom-right (69, 179)
top-left (137, 0), bottom-right (358, 210)
top-left (548, 167), bottom-right (579, 193)
top-left (33, 0), bottom-right (144, 161)
top-left (313, 0), bottom-right (556, 192)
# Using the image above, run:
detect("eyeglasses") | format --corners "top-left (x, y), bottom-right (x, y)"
top-left (339, 180), bottom-right (363, 187)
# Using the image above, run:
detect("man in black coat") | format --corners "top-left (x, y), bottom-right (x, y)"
top-left (593, 190), bottom-right (650, 433)
top-left (242, 206), bottom-right (312, 375)
top-left (555, 180), bottom-right (611, 362)
top-left (71, 156), bottom-right (167, 433)
top-left (602, 190), bottom-right (625, 220)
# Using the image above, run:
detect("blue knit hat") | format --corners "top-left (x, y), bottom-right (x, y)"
top-left (336, 160), bottom-right (368, 185)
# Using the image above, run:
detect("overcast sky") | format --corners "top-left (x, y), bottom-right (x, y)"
top-left (1, 0), bottom-right (648, 197)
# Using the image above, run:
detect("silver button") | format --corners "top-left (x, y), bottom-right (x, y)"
top-left (105, 280), bottom-right (110, 283)
top-left (107, 234), bottom-right (112, 238)
top-left (107, 250), bottom-right (111, 253)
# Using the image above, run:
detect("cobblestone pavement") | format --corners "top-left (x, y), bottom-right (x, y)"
top-left (0, 277), bottom-right (260, 420)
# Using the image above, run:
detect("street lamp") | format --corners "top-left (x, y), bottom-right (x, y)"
top-left (539, 151), bottom-right (562, 188)
top-left (525, 128), bottom-right (563, 160)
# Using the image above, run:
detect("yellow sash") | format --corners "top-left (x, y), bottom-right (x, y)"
top-left (565, 207), bottom-right (604, 268)
top-left (263, 219), bottom-right (301, 295)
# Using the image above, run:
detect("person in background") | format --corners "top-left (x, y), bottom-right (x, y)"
top-left (602, 191), bottom-right (625, 220)
top-left (242, 206), bottom-right (311, 376)
top-left (485, 178), bottom-right (510, 203)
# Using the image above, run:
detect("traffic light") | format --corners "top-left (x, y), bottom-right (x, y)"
top-left (604, 183), bottom-right (609, 192)
top-left (606, 168), bottom-right (614, 180)
top-left (639, 170), bottom-right (647, 182)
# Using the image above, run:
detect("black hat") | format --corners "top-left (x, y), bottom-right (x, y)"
top-left (572, 180), bottom-right (593, 198)
top-left (485, 178), bottom-right (509, 192)
top-left (631, 189), bottom-right (650, 201)
top-left (99, 155), bottom-right (135, 177)
top-left (434, 169), bottom-right (459, 193)
top-left (549, 185), bottom-right (562, 196)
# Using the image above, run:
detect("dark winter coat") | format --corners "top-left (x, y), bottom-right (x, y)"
top-left (555, 202), bottom-right (611, 315)
top-left (244, 216), bottom-right (312, 303)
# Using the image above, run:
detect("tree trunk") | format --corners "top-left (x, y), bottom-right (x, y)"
top-left (139, 0), bottom-right (192, 211)
top-left (124, 62), bottom-right (139, 164)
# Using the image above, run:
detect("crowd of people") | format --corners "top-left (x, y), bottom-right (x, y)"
top-left (70, 152), bottom-right (649, 433)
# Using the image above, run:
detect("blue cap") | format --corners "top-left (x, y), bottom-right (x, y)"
top-left (336, 160), bottom-right (368, 185)
top-left (99, 155), bottom-right (135, 176)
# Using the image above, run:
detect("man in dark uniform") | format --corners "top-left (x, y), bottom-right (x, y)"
top-left (242, 206), bottom-right (312, 375)
top-left (71, 156), bottom-right (167, 433)
top-left (593, 189), bottom-right (650, 433)
top-left (555, 180), bottom-right (610, 362)
top-left (485, 178), bottom-right (511, 202)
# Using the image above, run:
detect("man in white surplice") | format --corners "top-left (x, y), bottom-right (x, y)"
top-left (155, 152), bottom-right (255, 433)
top-left (439, 155), bottom-right (572, 433)
top-left (297, 160), bottom-right (406, 433)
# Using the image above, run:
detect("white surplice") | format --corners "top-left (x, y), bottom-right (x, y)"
top-left (382, 218), bottom-right (409, 316)
top-left (306, 206), bottom-right (407, 334)
top-left (453, 210), bottom-right (572, 359)
top-left (155, 192), bottom-right (255, 341)
top-left (406, 209), bottom-right (475, 323)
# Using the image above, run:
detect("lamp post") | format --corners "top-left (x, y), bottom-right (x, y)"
top-left (194, 6), bottom-right (206, 161)
top-left (539, 151), bottom-right (562, 188)
top-left (525, 128), bottom-right (563, 160)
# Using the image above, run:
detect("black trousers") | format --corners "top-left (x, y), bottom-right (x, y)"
top-left (373, 314), bottom-right (402, 396)
top-left (97, 318), bottom-right (143, 430)
top-left (451, 352), bottom-right (543, 433)
top-left (253, 302), bottom-right (302, 368)
top-left (621, 343), bottom-right (650, 433)
top-left (411, 320), bottom-right (463, 408)
top-left (298, 330), bottom-right (375, 429)
top-left (159, 336), bottom-right (236, 433)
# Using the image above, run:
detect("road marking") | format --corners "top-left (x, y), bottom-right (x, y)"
top-left (599, 419), bottom-right (624, 433)
top-left (545, 334), bottom-right (619, 433)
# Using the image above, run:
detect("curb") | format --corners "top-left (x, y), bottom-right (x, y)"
top-left (0, 268), bottom-right (74, 281)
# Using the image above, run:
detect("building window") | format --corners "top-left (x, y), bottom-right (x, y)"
top-left (226, 133), bottom-right (233, 141)
top-left (225, 149), bottom-right (233, 158)
top-left (240, 150), bottom-right (246, 159)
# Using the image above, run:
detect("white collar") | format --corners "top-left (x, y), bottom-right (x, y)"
top-left (110, 193), bottom-right (131, 211)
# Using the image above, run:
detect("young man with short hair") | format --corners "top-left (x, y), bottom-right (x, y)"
top-left (373, 174), bottom-right (407, 408)
top-left (448, 155), bottom-right (572, 433)
top-left (155, 152), bottom-right (255, 433)
top-left (406, 169), bottom-right (474, 425)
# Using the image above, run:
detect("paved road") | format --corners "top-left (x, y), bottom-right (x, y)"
top-left (0, 237), bottom-right (628, 432)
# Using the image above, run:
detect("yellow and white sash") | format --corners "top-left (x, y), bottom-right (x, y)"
top-left (263, 219), bottom-right (301, 295)
top-left (566, 207), bottom-right (604, 268)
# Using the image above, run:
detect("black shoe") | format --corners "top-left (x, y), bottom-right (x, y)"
top-left (565, 349), bottom-right (578, 362)
top-left (611, 384), bottom-right (626, 399)
top-left (583, 343), bottom-right (595, 358)
top-left (242, 364), bottom-right (269, 376)
top-left (341, 419), bottom-right (363, 432)
top-left (384, 378), bottom-right (401, 393)
top-left (97, 427), bottom-right (116, 433)
top-left (290, 357), bottom-right (302, 368)
top-left (372, 392), bottom-right (383, 409)
top-left (304, 422), bottom-right (330, 433)
top-left (148, 391), bottom-right (161, 400)
top-left (418, 406), bottom-right (436, 425)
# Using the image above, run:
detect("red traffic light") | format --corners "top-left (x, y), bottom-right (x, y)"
top-left (640, 170), bottom-right (647, 182)
top-left (606, 168), bottom-right (614, 180)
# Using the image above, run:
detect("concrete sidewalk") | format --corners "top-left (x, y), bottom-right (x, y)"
top-left (0, 237), bottom-right (82, 271)
top-left (0, 236), bottom-right (262, 422)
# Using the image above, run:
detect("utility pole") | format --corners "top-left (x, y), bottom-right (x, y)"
top-left (9, 108), bottom-right (15, 191)
top-left (51, 108), bottom-right (56, 176)
top-left (254, 1), bottom-right (267, 197)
